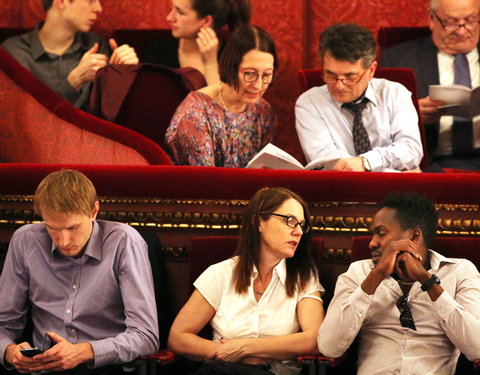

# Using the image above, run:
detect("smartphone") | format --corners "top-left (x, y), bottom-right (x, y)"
top-left (20, 347), bottom-right (43, 357)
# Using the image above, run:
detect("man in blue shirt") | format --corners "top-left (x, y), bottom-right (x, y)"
top-left (0, 169), bottom-right (159, 373)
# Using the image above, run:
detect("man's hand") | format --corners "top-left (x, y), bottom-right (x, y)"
top-left (362, 239), bottom-right (423, 295)
top-left (196, 27), bottom-right (219, 66)
top-left (395, 251), bottom-right (430, 283)
top-left (5, 342), bottom-right (42, 374)
top-left (21, 332), bottom-right (94, 373)
top-left (374, 239), bottom-right (422, 279)
top-left (333, 157), bottom-right (365, 171)
top-left (109, 38), bottom-right (139, 65)
top-left (68, 43), bottom-right (107, 90)
top-left (419, 96), bottom-right (445, 124)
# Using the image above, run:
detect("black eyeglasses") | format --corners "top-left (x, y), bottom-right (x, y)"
top-left (431, 10), bottom-right (480, 32)
top-left (396, 295), bottom-right (416, 331)
top-left (262, 212), bottom-right (310, 233)
top-left (241, 70), bottom-right (274, 84)
top-left (322, 68), bottom-right (369, 86)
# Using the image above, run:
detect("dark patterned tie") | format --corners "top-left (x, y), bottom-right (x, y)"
top-left (343, 98), bottom-right (371, 155)
top-left (452, 53), bottom-right (473, 155)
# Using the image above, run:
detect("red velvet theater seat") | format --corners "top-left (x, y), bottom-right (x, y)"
top-left (296, 67), bottom-right (428, 170)
top-left (0, 47), bottom-right (171, 165)
top-left (90, 63), bottom-right (206, 151)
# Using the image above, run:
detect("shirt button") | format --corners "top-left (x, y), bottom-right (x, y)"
top-left (72, 285), bottom-right (77, 289)
top-left (403, 353), bottom-right (407, 357)
top-left (66, 309), bottom-right (71, 314)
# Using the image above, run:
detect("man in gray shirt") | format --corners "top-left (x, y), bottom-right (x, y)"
top-left (1, 0), bottom-right (138, 110)
top-left (0, 169), bottom-right (159, 374)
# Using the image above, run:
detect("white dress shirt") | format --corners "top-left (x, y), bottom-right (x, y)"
top-left (295, 78), bottom-right (423, 172)
top-left (194, 257), bottom-right (323, 375)
top-left (436, 48), bottom-right (480, 156)
top-left (318, 250), bottom-right (480, 375)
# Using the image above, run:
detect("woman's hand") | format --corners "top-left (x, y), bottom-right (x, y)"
top-left (206, 338), bottom-right (249, 362)
top-left (196, 27), bottom-right (219, 66)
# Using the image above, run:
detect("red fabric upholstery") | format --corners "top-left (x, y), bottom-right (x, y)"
top-left (0, 47), bottom-right (172, 165)
top-left (90, 64), bottom-right (206, 150)
top-left (351, 236), bottom-right (480, 267)
top-left (296, 67), bottom-right (428, 170)
top-left (0, 27), bottom-right (30, 43)
top-left (377, 26), bottom-right (431, 50)
top-left (4, 165), bottom-right (480, 205)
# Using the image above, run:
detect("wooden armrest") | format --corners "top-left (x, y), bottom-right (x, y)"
top-left (139, 348), bottom-right (179, 365)
top-left (474, 359), bottom-right (480, 369)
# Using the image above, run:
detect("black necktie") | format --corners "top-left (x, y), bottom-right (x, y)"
top-left (343, 98), bottom-right (371, 155)
top-left (452, 53), bottom-right (473, 155)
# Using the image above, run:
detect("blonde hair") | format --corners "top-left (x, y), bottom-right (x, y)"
top-left (34, 169), bottom-right (98, 217)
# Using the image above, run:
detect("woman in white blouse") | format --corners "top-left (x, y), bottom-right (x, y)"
top-left (168, 187), bottom-right (325, 375)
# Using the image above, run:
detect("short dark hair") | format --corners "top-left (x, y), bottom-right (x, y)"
top-left (319, 23), bottom-right (376, 68)
top-left (379, 193), bottom-right (438, 248)
top-left (232, 187), bottom-right (317, 297)
top-left (219, 25), bottom-right (278, 90)
top-left (191, 0), bottom-right (251, 32)
top-left (42, 0), bottom-right (54, 12)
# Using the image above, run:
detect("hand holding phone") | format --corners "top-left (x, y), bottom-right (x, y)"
top-left (20, 347), bottom-right (43, 357)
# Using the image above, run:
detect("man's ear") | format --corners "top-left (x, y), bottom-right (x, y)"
top-left (90, 201), bottom-right (100, 220)
top-left (54, 0), bottom-right (67, 11)
top-left (410, 229), bottom-right (422, 243)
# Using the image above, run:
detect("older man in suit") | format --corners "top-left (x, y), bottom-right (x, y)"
top-left (381, 0), bottom-right (480, 170)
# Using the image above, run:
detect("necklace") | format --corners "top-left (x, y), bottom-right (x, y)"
top-left (397, 279), bottom-right (415, 286)
top-left (254, 290), bottom-right (264, 295)
top-left (218, 82), bottom-right (229, 112)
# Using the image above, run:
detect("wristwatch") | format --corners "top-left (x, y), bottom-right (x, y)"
top-left (421, 274), bottom-right (441, 291)
top-left (360, 156), bottom-right (372, 172)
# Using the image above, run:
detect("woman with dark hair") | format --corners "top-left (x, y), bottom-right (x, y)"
top-left (168, 187), bottom-right (324, 375)
top-left (144, 0), bottom-right (250, 84)
top-left (165, 25), bottom-right (277, 167)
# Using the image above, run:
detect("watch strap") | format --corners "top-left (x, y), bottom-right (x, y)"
top-left (421, 274), bottom-right (441, 291)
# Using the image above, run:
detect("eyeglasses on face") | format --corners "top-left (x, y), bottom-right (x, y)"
top-left (396, 295), bottom-right (417, 331)
top-left (431, 10), bottom-right (480, 32)
top-left (323, 68), bottom-right (369, 86)
top-left (242, 70), bottom-right (274, 84)
top-left (262, 212), bottom-right (310, 233)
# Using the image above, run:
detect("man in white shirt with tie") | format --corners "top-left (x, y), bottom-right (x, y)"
top-left (295, 23), bottom-right (423, 172)
top-left (318, 193), bottom-right (480, 375)
top-left (382, 0), bottom-right (480, 170)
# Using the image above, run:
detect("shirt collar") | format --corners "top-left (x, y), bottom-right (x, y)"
top-left (428, 249), bottom-right (455, 272)
top-left (252, 258), bottom-right (288, 285)
top-left (30, 22), bottom-right (91, 61)
top-left (331, 81), bottom-right (378, 109)
top-left (50, 221), bottom-right (102, 261)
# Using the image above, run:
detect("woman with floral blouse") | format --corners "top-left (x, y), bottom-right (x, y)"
top-left (165, 25), bottom-right (277, 167)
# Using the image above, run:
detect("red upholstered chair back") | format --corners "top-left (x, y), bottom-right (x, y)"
top-left (0, 27), bottom-right (30, 43)
top-left (90, 64), bottom-right (206, 151)
top-left (0, 47), bottom-right (172, 165)
top-left (377, 26), bottom-right (431, 50)
top-left (189, 236), bottom-right (324, 292)
top-left (351, 236), bottom-right (480, 269)
top-left (296, 67), bottom-right (428, 170)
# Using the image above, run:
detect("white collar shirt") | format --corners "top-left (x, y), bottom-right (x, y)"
top-left (318, 250), bottom-right (480, 375)
top-left (295, 78), bottom-right (423, 172)
top-left (194, 257), bottom-right (323, 375)
top-left (436, 48), bottom-right (480, 155)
